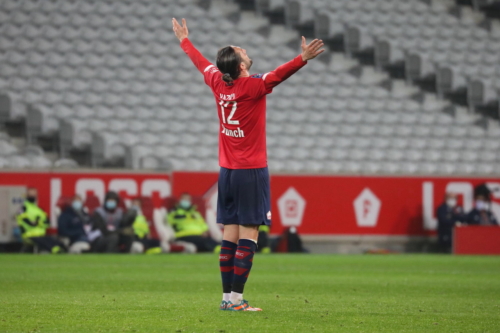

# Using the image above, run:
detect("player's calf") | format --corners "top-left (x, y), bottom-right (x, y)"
top-left (219, 240), bottom-right (237, 304)
top-left (230, 239), bottom-right (257, 304)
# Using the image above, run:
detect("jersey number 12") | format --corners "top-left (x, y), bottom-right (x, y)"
top-left (219, 100), bottom-right (239, 125)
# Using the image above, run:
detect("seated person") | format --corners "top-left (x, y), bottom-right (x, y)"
top-left (466, 192), bottom-right (498, 226)
top-left (89, 191), bottom-right (124, 253)
top-left (166, 193), bottom-right (219, 253)
top-left (57, 194), bottom-right (91, 254)
top-left (121, 198), bottom-right (163, 254)
top-left (122, 198), bottom-right (197, 254)
top-left (16, 187), bottom-right (65, 254)
top-left (436, 192), bottom-right (465, 252)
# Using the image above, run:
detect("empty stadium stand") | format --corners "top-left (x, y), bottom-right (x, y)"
top-left (0, 0), bottom-right (499, 174)
top-left (284, 0), bottom-right (500, 117)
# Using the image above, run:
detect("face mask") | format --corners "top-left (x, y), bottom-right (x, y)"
top-left (475, 200), bottom-right (488, 211)
top-left (72, 200), bottom-right (83, 211)
top-left (179, 199), bottom-right (191, 209)
top-left (26, 196), bottom-right (37, 203)
top-left (446, 198), bottom-right (457, 208)
top-left (105, 200), bottom-right (117, 210)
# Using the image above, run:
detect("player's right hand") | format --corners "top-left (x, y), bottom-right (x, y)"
top-left (172, 18), bottom-right (189, 42)
top-left (301, 37), bottom-right (325, 61)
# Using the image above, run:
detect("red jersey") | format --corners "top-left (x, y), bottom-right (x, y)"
top-left (180, 38), bottom-right (307, 169)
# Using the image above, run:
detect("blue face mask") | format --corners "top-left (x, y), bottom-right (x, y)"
top-left (179, 199), bottom-right (191, 209)
top-left (105, 200), bottom-right (117, 210)
top-left (72, 200), bottom-right (83, 211)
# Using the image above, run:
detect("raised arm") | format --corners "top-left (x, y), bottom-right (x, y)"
top-left (263, 37), bottom-right (324, 90)
top-left (173, 18), bottom-right (213, 74)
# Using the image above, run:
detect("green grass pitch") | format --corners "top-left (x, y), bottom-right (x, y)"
top-left (0, 254), bottom-right (499, 333)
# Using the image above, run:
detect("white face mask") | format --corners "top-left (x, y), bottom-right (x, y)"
top-left (72, 200), bottom-right (83, 211)
top-left (446, 198), bottom-right (457, 208)
top-left (179, 199), bottom-right (191, 209)
top-left (475, 200), bottom-right (488, 211)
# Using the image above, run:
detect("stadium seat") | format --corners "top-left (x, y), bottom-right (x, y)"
top-left (0, 0), bottom-right (498, 175)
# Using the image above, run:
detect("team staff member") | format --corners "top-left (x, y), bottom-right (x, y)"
top-left (89, 191), bottom-right (124, 253)
top-left (436, 192), bottom-right (465, 253)
top-left (122, 198), bottom-right (197, 254)
top-left (466, 193), bottom-right (498, 226)
top-left (166, 193), bottom-right (219, 253)
top-left (173, 18), bottom-right (324, 311)
top-left (16, 188), bottom-right (65, 253)
top-left (131, 210), bottom-right (162, 254)
top-left (57, 194), bottom-right (91, 254)
top-left (122, 198), bottom-right (162, 254)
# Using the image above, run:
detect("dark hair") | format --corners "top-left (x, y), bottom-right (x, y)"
top-left (105, 191), bottom-right (119, 202)
top-left (216, 46), bottom-right (241, 85)
top-left (474, 183), bottom-right (491, 200)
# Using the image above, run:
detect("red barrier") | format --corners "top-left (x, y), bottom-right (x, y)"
top-left (1, 170), bottom-right (500, 236)
top-left (454, 226), bottom-right (500, 255)
top-left (0, 171), bottom-right (171, 226)
top-left (172, 172), bottom-right (500, 236)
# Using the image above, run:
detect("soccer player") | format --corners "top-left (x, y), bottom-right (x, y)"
top-left (173, 18), bottom-right (324, 311)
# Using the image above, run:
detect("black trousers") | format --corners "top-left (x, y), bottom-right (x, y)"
top-left (177, 236), bottom-right (219, 252)
top-left (29, 237), bottom-right (66, 253)
top-left (92, 233), bottom-right (151, 253)
top-left (92, 233), bottom-right (119, 253)
top-left (139, 238), bottom-right (160, 250)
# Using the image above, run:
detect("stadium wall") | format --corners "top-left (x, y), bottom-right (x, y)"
top-left (172, 172), bottom-right (500, 237)
top-left (1, 171), bottom-right (499, 242)
top-left (0, 170), bottom-right (171, 230)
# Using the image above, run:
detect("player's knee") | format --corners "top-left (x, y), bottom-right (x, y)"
top-left (239, 225), bottom-right (259, 239)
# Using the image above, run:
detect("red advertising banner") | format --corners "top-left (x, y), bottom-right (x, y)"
top-left (0, 171), bottom-right (171, 227)
top-left (172, 172), bottom-right (500, 236)
top-left (1, 170), bottom-right (499, 236)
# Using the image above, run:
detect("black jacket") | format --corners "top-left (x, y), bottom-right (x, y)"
top-left (57, 207), bottom-right (89, 244)
top-left (466, 209), bottom-right (498, 226)
top-left (436, 203), bottom-right (465, 245)
top-left (90, 207), bottom-right (123, 236)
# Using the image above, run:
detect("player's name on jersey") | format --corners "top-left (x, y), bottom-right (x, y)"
top-left (221, 124), bottom-right (245, 138)
top-left (220, 93), bottom-right (236, 101)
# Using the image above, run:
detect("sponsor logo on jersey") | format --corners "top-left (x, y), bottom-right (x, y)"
top-left (267, 211), bottom-right (272, 220)
top-left (251, 73), bottom-right (264, 78)
top-left (221, 124), bottom-right (245, 138)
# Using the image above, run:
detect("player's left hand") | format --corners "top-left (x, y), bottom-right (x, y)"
top-left (172, 18), bottom-right (189, 42)
top-left (301, 36), bottom-right (325, 61)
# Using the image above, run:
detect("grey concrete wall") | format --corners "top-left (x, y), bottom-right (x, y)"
top-left (301, 235), bottom-right (439, 254)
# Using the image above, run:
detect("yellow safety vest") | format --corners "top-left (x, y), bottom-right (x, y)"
top-left (133, 214), bottom-right (150, 239)
top-left (16, 200), bottom-right (48, 239)
top-left (167, 206), bottom-right (208, 238)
